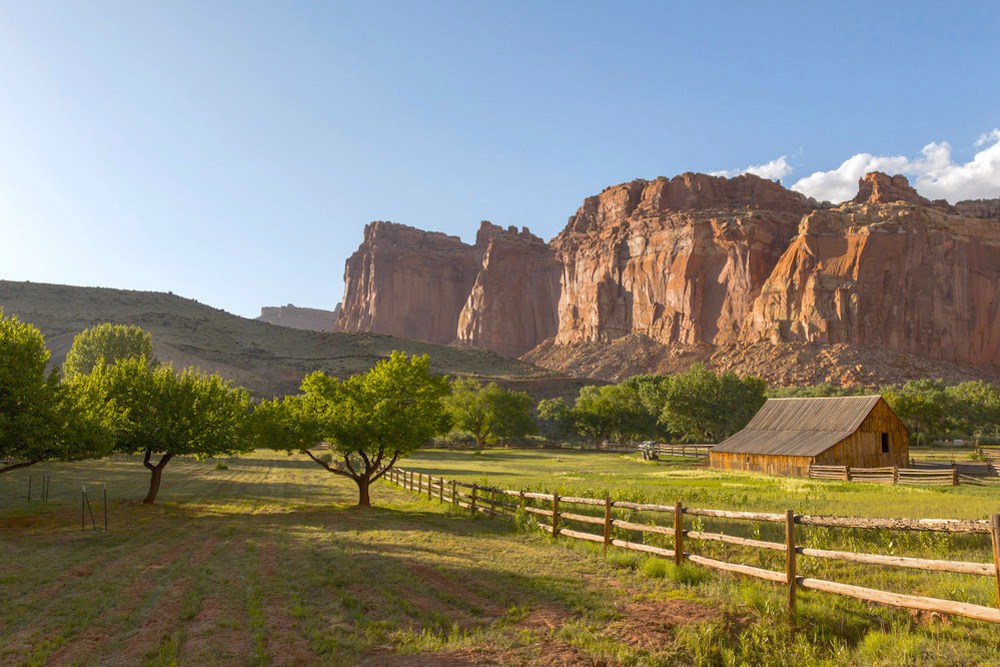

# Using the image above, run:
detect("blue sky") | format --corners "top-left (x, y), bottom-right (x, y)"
top-left (1, 1), bottom-right (998, 317)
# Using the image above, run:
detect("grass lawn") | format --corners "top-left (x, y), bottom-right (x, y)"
top-left (1, 450), bottom-right (998, 666)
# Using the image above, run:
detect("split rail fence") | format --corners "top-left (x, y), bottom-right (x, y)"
top-left (655, 444), bottom-right (712, 458)
top-left (809, 464), bottom-right (1000, 486)
top-left (386, 467), bottom-right (1000, 625)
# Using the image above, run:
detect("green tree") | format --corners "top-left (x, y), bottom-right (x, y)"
top-left (945, 381), bottom-right (1000, 438)
top-left (882, 379), bottom-right (951, 444)
top-left (571, 383), bottom-right (652, 444)
top-left (272, 352), bottom-right (451, 506)
top-left (536, 397), bottom-right (575, 441)
top-left (0, 310), bottom-right (112, 473)
top-left (80, 358), bottom-right (253, 503)
top-left (63, 323), bottom-right (154, 379)
top-left (444, 379), bottom-right (534, 447)
top-left (660, 364), bottom-right (766, 443)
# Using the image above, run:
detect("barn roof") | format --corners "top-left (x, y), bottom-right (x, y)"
top-left (712, 395), bottom-right (884, 458)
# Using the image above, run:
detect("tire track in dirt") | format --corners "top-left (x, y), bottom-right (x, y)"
top-left (404, 561), bottom-right (506, 623)
top-left (111, 536), bottom-right (225, 665)
top-left (2, 536), bottom-right (197, 663)
top-left (256, 539), bottom-right (315, 666)
top-left (178, 538), bottom-right (254, 665)
top-left (44, 536), bottom-right (206, 667)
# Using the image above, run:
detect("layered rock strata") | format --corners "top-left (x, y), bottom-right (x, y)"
top-left (334, 172), bottom-right (1000, 381)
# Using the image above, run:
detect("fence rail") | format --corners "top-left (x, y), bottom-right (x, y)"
top-left (655, 444), bottom-right (713, 458)
top-left (386, 467), bottom-right (1000, 625)
top-left (808, 464), bottom-right (1000, 486)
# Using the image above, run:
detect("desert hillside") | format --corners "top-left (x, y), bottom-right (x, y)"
top-left (0, 281), bottom-right (583, 398)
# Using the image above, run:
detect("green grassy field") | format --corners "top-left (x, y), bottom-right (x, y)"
top-left (2, 450), bottom-right (1000, 666)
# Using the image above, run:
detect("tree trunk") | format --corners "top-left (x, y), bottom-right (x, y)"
top-left (142, 452), bottom-right (174, 505)
top-left (143, 466), bottom-right (164, 504)
top-left (356, 477), bottom-right (371, 507)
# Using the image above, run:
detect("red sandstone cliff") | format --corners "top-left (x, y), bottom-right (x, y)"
top-left (456, 223), bottom-right (561, 356)
top-left (334, 221), bottom-right (482, 344)
top-left (334, 220), bottom-right (560, 355)
top-left (748, 174), bottom-right (1000, 369)
top-left (334, 172), bottom-right (1000, 384)
top-left (550, 173), bottom-right (815, 347)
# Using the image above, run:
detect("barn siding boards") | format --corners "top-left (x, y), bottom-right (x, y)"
top-left (709, 396), bottom-right (909, 477)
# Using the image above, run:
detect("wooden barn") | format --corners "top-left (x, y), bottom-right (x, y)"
top-left (709, 395), bottom-right (909, 477)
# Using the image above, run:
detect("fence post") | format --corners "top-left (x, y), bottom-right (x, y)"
top-left (603, 496), bottom-right (612, 557)
top-left (786, 509), bottom-right (797, 619)
top-left (451, 480), bottom-right (457, 507)
top-left (489, 490), bottom-right (496, 517)
top-left (893, 466), bottom-right (898, 484)
top-left (471, 485), bottom-right (477, 515)
top-left (673, 502), bottom-right (683, 566)
top-left (952, 467), bottom-right (959, 487)
top-left (552, 494), bottom-right (560, 538)
top-left (438, 477), bottom-right (444, 503)
top-left (991, 514), bottom-right (1000, 610)
top-left (428, 475), bottom-right (433, 500)
top-left (845, 466), bottom-right (851, 482)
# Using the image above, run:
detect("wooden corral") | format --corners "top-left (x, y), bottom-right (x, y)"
top-left (710, 396), bottom-right (909, 477)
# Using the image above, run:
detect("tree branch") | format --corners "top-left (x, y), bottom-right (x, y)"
top-left (143, 447), bottom-right (154, 471)
top-left (370, 451), bottom-right (399, 483)
top-left (0, 459), bottom-right (43, 475)
top-left (305, 450), bottom-right (353, 479)
top-left (343, 452), bottom-right (359, 477)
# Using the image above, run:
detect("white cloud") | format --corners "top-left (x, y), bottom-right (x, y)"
top-left (710, 155), bottom-right (792, 181)
top-left (790, 130), bottom-right (1000, 203)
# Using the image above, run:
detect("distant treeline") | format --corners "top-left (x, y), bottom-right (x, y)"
top-left (441, 368), bottom-right (1000, 448)
top-left (773, 380), bottom-right (1000, 445)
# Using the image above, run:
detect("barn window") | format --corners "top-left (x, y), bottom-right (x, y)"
top-left (881, 433), bottom-right (889, 453)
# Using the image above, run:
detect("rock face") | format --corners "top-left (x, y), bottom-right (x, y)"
top-left (335, 220), bottom-right (559, 355)
top-left (258, 304), bottom-right (340, 331)
top-left (334, 221), bottom-right (482, 344)
top-left (748, 199), bottom-right (1000, 369)
top-left (955, 198), bottom-right (1000, 220)
top-left (551, 173), bottom-right (814, 347)
top-left (456, 223), bottom-right (561, 357)
top-left (334, 171), bottom-right (1000, 383)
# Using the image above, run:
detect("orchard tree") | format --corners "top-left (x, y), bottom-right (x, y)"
top-left (270, 352), bottom-right (450, 506)
top-left (444, 379), bottom-right (534, 447)
top-left (63, 323), bottom-right (154, 379)
top-left (0, 310), bottom-right (112, 473)
top-left (660, 364), bottom-right (766, 443)
top-left (81, 358), bottom-right (253, 503)
top-left (536, 397), bottom-right (575, 441)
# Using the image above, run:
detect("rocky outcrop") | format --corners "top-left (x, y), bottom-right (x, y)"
top-left (852, 172), bottom-right (931, 206)
top-left (551, 173), bottom-right (814, 346)
top-left (748, 199), bottom-right (1000, 369)
top-left (334, 171), bottom-right (1000, 383)
top-left (258, 304), bottom-right (340, 331)
top-left (334, 221), bottom-right (482, 344)
top-left (334, 220), bottom-right (559, 354)
top-left (955, 198), bottom-right (1000, 220)
top-left (456, 223), bottom-right (561, 356)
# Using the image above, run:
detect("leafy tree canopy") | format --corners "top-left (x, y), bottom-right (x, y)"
top-left (444, 379), bottom-right (534, 447)
top-left (263, 351), bottom-right (451, 506)
top-left (79, 358), bottom-right (253, 503)
top-left (0, 310), bottom-right (113, 472)
top-left (63, 323), bottom-right (154, 379)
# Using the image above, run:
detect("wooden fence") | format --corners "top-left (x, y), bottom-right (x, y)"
top-left (655, 444), bottom-right (713, 458)
top-left (809, 464), bottom-right (1000, 486)
top-left (386, 467), bottom-right (1000, 625)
